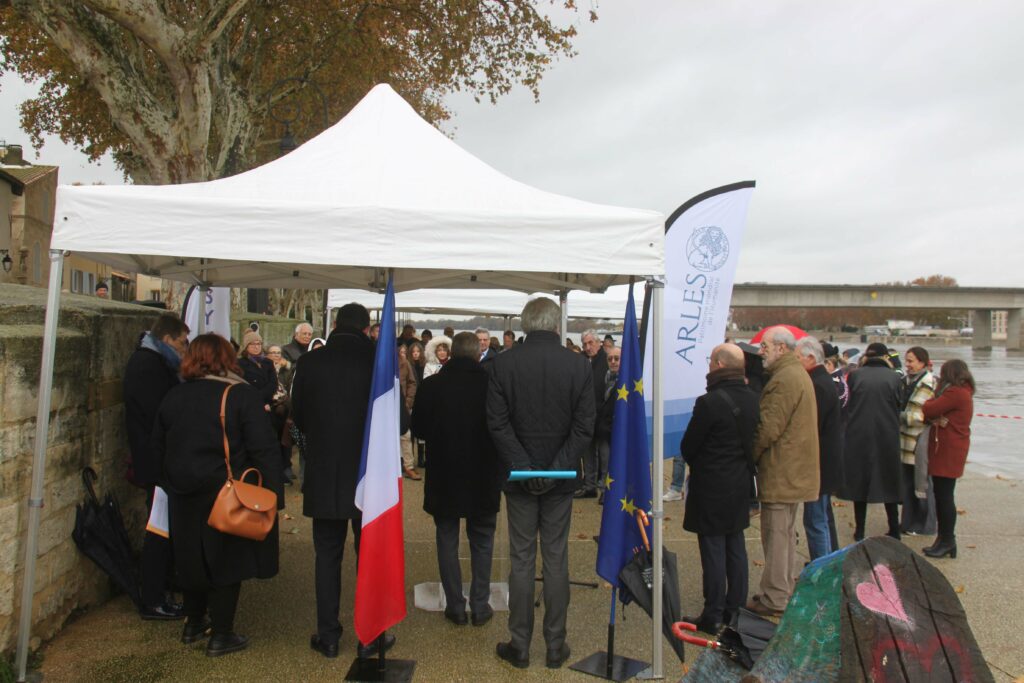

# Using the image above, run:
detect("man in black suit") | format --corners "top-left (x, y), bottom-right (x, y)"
top-left (291, 303), bottom-right (395, 660)
top-left (475, 327), bottom-right (498, 363)
top-left (411, 332), bottom-right (503, 627)
top-left (575, 329), bottom-right (608, 498)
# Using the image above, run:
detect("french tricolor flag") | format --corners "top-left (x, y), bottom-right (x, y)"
top-left (354, 275), bottom-right (407, 645)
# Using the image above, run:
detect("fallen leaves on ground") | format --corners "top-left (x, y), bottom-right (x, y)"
top-left (967, 544), bottom-right (977, 549)
top-left (577, 533), bottom-right (589, 540)
top-left (954, 585), bottom-right (965, 594)
top-left (832, 501), bottom-right (847, 508)
top-left (288, 528), bottom-right (299, 535)
top-left (753, 560), bottom-right (765, 567)
top-left (283, 513), bottom-right (293, 520)
top-left (957, 508), bottom-right (967, 515)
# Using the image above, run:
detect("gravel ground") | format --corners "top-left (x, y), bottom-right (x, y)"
top-left (36, 470), bottom-right (1023, 682)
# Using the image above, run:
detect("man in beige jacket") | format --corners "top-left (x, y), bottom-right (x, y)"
top-left (749, 326), bottom-right (820, 617)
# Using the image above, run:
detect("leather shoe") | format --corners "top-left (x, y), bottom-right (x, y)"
top-left (546, 643), bottom-right (571, 669)
top-left (682, 614), bottom-right (724, 636)
top-left (573, 488), bottom-right (597, 499)
top-left (310, 634), bottom-right (339, 658)
top-left (357, 632), bottom-right (396, 659)
top-left (181, 618), bottom-right (211, 644)
top-left (496, 641), bottom-right (529, 669)
top-left (403, 467), bottom-right (422, 481)
top-left (471, 608), bottom-right (493, 626)
top-left (140, 602), bottom-right (185, 621)
top-left (206, 632), bottom-right (249, 657)
top-left (746, 597), bottom-right (783, 618)
top-left (444, 609), bottom-right (468, 625)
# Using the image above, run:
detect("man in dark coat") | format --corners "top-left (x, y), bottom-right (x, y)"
top-left (411, 332), bottom-right (503, 627)
top-left (291, 303), bottom-right (392, 659)
top-left (122, 312), bottom-right (189, 620)
top-left (281, 322), bottom-right (314, 365)
top-left (797, 337), bottom-right (844, 560)
top-left (487, 298), bottom-right (594, 670)
top-left (680, 343), bottom-right (759, 634)
top-left (475, 327), bottom-right (498, 363)
top-left (593, 345), bottom-right (620, 503)
top-left (576, 329), bottom-right (608, 498)
top-left (839, 343), bottom-right (903, 541)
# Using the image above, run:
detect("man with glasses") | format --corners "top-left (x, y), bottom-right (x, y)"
top-left (748, 327), bottom-right (819, 618)
top-left (282, 322), bottom-right (315, 364)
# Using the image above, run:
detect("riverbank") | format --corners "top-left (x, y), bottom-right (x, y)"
top-left (31, 470), bottom-right (1022, 682)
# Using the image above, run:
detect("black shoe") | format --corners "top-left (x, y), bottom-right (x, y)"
top-left (471, 608), bottom-right (493, 626)
top-left (923, 539), bottom-right (957, 559)
top-left (853, 530), bottom-right (865, 543)
top-left (357, 633), bottom-right (396, 659)
top-left (444, 609), bottom-right (468, 625)
top-left (140, 602), bottom-right (186, 621)
top-left (546, 643), bottom-right (571, 669)
top-left (683, 614), bottom-right (724, 636)
top-left (886, 529), bottom-right (901, 542)
top-left (496, 641), bottom-right (529, 669)
top-left (206, 632), bottom-right (249, 657)
top-left (284, 466), bottom-right (297, 480)
top-left (573, 488), bottom-right (597, 499)
top-left (181, 618), bottom-right (211, 644)
top-left (310, 634), bottom-right (339, 658)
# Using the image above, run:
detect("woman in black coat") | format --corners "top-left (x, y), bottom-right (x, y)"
top-left (153, 334), bottom-right (282, 657)
top-left (838, 343), bottom-right (902, 541)
top-left (411, 334), bottom-right (503, 624)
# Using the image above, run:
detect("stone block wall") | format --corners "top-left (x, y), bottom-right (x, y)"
top-left (0, 283), bottom-right (159, 654)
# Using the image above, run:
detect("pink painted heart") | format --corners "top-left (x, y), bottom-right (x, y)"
top-left (856, 564), bottom-right (911, 623)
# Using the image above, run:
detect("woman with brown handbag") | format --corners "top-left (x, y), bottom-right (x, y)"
top-left (153, 334), bottom-right (283, 657)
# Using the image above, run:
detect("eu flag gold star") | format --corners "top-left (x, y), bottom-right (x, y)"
top-left (633, 379), bottom-right (643, 396)
top-left (604, 474), bottom-right (614, 489)
top-left (617, 385), bottom-right (629, 401)
top-left (620, 497), bottom-right (636, 515)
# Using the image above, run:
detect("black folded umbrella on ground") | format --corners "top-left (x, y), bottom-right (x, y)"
top-left (71, 468), bottom-right (142, 608)
top-left (617, 516), bottom-right (686, 663)
top-left (673, 607), bottom-right (776, 670)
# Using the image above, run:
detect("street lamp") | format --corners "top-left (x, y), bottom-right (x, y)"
top-left (1, 250), bottom-right (12, 273)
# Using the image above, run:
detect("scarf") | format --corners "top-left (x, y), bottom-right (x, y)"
top-left (706, 366), bottom-right (746, 391)
top-left (201, 371), bottom-right (247, 385)
top-left (141, 332), bottom-right (182, 372)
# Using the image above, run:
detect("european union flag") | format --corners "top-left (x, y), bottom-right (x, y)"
top-left (596, 283), bottom-right (653, 586)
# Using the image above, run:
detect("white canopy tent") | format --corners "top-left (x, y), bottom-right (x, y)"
top-left (327, 284), bottom-right (635, 320)
top-left (17, 84), bottom-right (670, 679)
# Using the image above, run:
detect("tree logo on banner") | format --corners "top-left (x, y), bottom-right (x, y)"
top-left (686, 225), bottom-right (730, 272)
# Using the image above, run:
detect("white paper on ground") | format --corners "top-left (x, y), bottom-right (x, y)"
top-left (145, 486), bottom-right (170, 539)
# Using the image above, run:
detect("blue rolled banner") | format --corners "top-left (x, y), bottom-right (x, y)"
top-left (507, 470), bottom-right (577, 481)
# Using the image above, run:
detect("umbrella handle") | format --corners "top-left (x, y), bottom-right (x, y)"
top-left (671, 621), bottom-right (721, 650)
top-left (634, 510), bottom-right (651, 552)
top-left (82, 467), bottom-right (100, 505)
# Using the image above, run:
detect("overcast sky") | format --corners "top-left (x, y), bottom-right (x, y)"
top-left (2, 1), bottom-right (1021, 286)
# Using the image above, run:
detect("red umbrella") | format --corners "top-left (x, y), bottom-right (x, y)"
top-left (748, 324), bottom-right (809, 344)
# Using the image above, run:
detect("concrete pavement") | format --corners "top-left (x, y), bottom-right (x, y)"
top-left (35, 470), bottom-right (1023, 681)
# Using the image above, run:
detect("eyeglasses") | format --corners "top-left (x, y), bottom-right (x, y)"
top-left (267, 350), bottom-right (281, 355)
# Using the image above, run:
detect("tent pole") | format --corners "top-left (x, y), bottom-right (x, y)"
top-left (16, 249), bottom-right (65, 683)
top-left (650, 277), bottom-right (665, 678)
top-left (198, 286), bottom-right (207, 334)
top-left (559, 290), bottom-right (568, 345)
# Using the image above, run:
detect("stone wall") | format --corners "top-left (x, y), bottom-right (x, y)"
top-left (0, 283), bottom-right (159, 654)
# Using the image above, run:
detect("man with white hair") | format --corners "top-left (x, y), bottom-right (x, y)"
top-left (796, 336), bottom-right (843, 560)
top-left (575, 329), bottom-right (608, 499)
top-left (749, 326), bottom-right (820, 617)
top-left (282, 322), bottom-right (315, 364)
top-left (487, 298), bottom-right (594, 670)
top-left (476, 327), bottom-right (498, 363)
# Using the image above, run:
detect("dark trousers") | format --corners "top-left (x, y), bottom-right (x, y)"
top-left (933, 476), bottom-right (958, 542)
top-left (141, 486), bottom-right (174, 607)
top-left (853, 501), bottom-right (900, 536)
top-left (582, 437), bottom-right (610, 491)
top-left (434, 514), bottom-right (497, 616)
top-left (506, 490), bottom-right (573, 653)
top-left (697, 532), bottom-right (748, 624)
top-left (313, 517), bottom-right (362, 645)
top-left (899, 463), bottom-right (937, 535)
top-left (183, 582), bottom-right (241, 635)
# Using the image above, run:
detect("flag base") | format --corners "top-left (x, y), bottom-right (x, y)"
top-left (569, 651), bottom-right (648, 681)
top-left (344, 657), bottom-right (416, 682)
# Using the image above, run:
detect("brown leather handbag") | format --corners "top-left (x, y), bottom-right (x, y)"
top-left (207, 384), bottom-right (278, 541)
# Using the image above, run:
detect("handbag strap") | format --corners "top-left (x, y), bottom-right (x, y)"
top-left (219, 384), bottom-right (235, 481)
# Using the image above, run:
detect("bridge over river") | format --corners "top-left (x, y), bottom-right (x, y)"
top-left (730, 284), bottom-right (1024, 349)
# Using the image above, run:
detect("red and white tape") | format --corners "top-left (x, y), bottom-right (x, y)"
top-left (975, 413), bottom-right (1023, 420)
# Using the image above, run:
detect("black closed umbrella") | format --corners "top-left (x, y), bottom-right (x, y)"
top-left (71, 468), bottom-right (142, 608)
top-left (617, 515), bottom-right (685, 663)
top-left (673, 607), bottom-right (776, 670)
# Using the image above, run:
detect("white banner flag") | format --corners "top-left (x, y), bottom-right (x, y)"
top-left (644, 181), bottom-right (755, 457)
top-left (182, 286), bottom-right (232, 341)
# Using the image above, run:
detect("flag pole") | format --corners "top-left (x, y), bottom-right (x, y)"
top-left (606, 588), bottom-right (617, 679)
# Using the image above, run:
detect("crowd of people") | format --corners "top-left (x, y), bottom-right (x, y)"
top-left (119, 308), bottom-right (976, 664)
top-left (670, 328), bottom-right (976, 635)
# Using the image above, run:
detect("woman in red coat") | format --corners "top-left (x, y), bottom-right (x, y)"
top-left (921, 359), bottom-right (975, 559)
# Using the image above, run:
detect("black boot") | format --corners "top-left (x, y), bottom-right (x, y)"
top-left (923, 537), bottom-right (957, 559)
